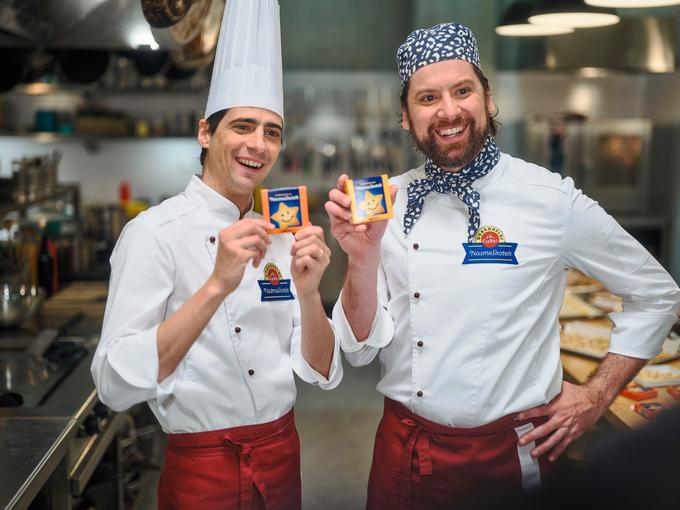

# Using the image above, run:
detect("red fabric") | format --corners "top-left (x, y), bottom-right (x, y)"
top-left (157, 409), bottom-right (301, 510)
top-left (367, 398), bottom-right (554, 510)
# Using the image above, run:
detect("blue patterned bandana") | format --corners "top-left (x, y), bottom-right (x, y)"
top-left (397, 22), bottom-right (481, 89)
top-left (403, 136), bottom-right (501, 240)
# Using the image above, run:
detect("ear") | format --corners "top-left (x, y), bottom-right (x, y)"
top-left (486, 87), bottom-right (496, 117)
top-left (400, 106), bottom-right (409, 130)
top-left (197, 118), bottom-right (211, 149)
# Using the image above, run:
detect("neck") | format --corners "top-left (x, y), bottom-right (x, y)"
top-left (201, 171), bottom-right (252, 217)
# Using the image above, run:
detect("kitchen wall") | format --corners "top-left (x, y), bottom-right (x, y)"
top-left (2, 67), bottom-right (680, 283)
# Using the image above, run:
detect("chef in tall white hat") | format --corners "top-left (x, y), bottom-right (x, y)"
top-left (91, 1), bottom-right (343, 508)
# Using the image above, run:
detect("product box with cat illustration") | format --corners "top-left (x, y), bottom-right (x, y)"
top-left (261, 186), bottom-right (310, 234)
top-left (345, 174), bottom-right (393, 224)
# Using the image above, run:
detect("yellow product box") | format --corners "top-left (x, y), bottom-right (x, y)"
top-left (345, 174), bottom-right (393, 224)
top-left (260, 186), bottom-right (310, 234)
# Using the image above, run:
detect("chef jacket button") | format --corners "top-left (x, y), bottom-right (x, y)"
top-left (209, 236), bottom-right (216, 243)
top-left (235, 326), bottom-right (241, 333)
top-left (417, 340), bottom-right (423, 347)
top-left (414, 292), bottom-right (421, 299)
top-left (413, 243), bottom-right (419, 250)
top-left (417, 390), bottom-right (423, 397)
top-left (248, 369), bottom-right (255, 376)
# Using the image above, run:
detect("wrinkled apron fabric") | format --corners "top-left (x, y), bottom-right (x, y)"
top-left (367, 398), bottom-right (554, 510)
top-left (158, 409), bottom-right (301, 510)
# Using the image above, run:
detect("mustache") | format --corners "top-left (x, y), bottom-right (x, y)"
top-left (430, 118), bottom-right (468, 132)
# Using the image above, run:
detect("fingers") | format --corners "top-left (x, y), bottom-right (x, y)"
top-left (389, 184), bottom-right (398, 204)
top-left (324, 200), bottom-right (352, 224)
top-left (528, 426), bottom-right (569, 459)
top-left (295, 225), bottom-right (324, 242)
top-left (220, 218), bottom-right (274, 242)
top-left (546, 435), bottom-right (572, 462)
top-left (237, 234), bottom-right (268, 254)
top-left (516, 403), bottom-right (551, 422)
top-left (294, 243), bottom-right (330, 261)
top-left (293, 253), bottom-right (327, 273)
top-left (518, 418), bottom-right (555, 447)
top-left (327, 187), bottom-right (352, 210)
top-left (335, 173), bottom-right (349, 191)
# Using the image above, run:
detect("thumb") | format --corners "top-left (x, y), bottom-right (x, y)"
top-left (389, 184), bottom-right (398, 204)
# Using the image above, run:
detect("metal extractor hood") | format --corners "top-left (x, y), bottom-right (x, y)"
top-left (545, 16), bottom-right (675, 73)
top-left (0, 0), bottom-right (150, 49)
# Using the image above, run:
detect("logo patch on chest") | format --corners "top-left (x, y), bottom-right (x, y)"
top-left (462, 225), bottom-right (518, 265)
top-left (258, 262), bottom-right (295, 301)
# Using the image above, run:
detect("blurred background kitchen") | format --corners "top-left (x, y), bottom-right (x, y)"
top-left (1, 1), bottom-right (680, 509)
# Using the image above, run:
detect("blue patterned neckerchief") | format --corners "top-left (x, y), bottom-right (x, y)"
top-left (403, 136), bottom-right (501, 241)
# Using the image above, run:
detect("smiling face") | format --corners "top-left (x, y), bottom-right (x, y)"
top-left (271, 202), bottom-right (300, 228)
top-left (359, 191), bottom-right (385, 216)
top-left (198, 106), bottom-right (283, 211)
top-left (401, 59), bottom-right (495, 172)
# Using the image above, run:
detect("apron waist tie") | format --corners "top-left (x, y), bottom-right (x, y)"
top-left (400, 418), bottom-right (432, 510)
top-left (221, 432), bottom-right (280, 509)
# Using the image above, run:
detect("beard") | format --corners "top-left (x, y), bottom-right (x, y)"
top-left (407, 109), bottom-right (491, 171)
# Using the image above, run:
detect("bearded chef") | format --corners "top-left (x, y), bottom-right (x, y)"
top-left (324, 21), bottom-right (680, 510)
top-left (91, 1), bottom-right (342, 508)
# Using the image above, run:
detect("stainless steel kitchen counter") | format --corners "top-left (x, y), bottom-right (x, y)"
top-left (0, 345), bottom-right (125, 509)
top-left (0, 416), bottom-right (75, 510)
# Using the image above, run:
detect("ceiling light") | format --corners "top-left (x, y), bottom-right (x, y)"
top-left (529, 0), bottom-right (621, 28)
top-left (496, 2), bottom-right (575, 36)
top-left (585, 1), bottom-right (680, 6)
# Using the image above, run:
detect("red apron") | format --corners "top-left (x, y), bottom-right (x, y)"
top-left (367, 398), bottom-right (554, 510)
top-left (157, 409), bottom-right (301, 510)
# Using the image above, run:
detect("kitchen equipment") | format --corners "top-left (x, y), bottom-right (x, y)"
top-left (142, 0), bottom-right (194, 28)
top-left (0, 284), bottom-right (45, 328)
top-left (151, 0), bottom-right (211, 49)
top-left (0, 48), bottom-right (26, 93)
top-left (131, 49), bottom-right (170, 76)
top-left (169, 0), bottom-right (223, 70)
top-left (523, 116), bottom-right (652, 213)
top-left (59, 50), bottom-right (110, 84)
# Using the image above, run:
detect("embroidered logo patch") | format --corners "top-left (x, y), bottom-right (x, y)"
top-left (462, 225), bottom-right (518, 265)
top-left (258, 262), bottom-right (295, 301)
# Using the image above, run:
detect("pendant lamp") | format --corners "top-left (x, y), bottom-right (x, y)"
top-left (496, 1), bottom-right (575, 36)
top-left (586, 1), bottom-right (680, 6)
top-left (529, 0), bottom-right (621, 28)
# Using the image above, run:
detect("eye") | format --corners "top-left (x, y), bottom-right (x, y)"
top-left (419, 94), bottom-right (436, 104)
top-left (266, 129), bottom-right (281, 139)
top-left (456, 87), bottom-right (472, 96)
top-left (234, 124), bottom-right (250, 132)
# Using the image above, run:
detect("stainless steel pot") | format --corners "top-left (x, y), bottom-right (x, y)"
top-left (0, 284), bottom-right (45, 328)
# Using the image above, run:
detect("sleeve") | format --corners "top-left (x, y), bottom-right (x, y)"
top-left (287, 280), bottom-right (344, 390)
top-left (331, 263), bottom-right (395, 367)
top-left (561, 184), bottom-right (680, 359)
top-left (90, 220), bottom-right (177, 412)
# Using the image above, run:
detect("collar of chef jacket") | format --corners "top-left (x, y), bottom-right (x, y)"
top-left (184, 175), bottom-right (256, 223)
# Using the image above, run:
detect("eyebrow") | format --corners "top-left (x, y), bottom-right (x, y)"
top-left (229, 117), bottom-right (283, 132)
top-left (413, 79), bottom-right (476, 95)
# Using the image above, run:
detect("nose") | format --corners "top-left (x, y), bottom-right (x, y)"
top-left (436, 94), bottom-right (461, 120)
top-left (246, 127), bottom-right (267, 154)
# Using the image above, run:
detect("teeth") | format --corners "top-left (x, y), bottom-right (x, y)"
top-left (439, 126), bottom-right (463, 136)
top-left (237, 158), bottom-right (263, 169)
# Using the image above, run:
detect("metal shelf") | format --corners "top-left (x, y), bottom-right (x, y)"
top-left (0, 184), bottom-right (80, 219)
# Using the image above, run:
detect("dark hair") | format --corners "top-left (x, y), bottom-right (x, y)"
top-left (399, 64), bottom-right (499, 136)
top-left (199, 109), bottom-right (228, 167)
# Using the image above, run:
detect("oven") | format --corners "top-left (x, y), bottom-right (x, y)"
top-left (523, 116), bottom-right (653, 214)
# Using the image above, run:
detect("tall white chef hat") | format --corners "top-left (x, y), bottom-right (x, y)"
top-left (204, 0), bottom-right (284, 121)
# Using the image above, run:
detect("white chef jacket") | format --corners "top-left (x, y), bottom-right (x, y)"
top-left (333, 153), bottom-right (680, 428)
top-left (92, 175), bottom-right (343, 433)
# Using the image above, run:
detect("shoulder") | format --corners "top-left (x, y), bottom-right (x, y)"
top-left (389, 165), bottom-right (426, 189)
top-left (499, 153), bottom-right (575, 196)
top-left (132, 193), bottom-right (199, 231)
